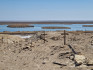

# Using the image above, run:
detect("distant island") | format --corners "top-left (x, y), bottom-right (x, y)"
top-left (7, 24), bottom-right (34, 28)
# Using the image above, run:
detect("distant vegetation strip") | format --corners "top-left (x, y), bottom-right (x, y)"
top-left (7, 24), bottom-right (34, 28)
top-left (82, 25), bottom-right (93, 27)
top-left (42, 27), bottom-right (71, 29)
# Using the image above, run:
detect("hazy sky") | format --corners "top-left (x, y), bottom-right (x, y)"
top-left (0, 0), bottom-right (93, 21)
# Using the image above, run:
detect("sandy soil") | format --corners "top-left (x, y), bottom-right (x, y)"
top-left (0, 31), bottom-right (93, 70)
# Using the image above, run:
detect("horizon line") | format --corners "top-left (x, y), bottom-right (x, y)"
top-left (0, 20), bottom-right (93, 22)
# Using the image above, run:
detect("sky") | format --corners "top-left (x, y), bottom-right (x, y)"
top-left (0, 0), bottom-right (93, 21)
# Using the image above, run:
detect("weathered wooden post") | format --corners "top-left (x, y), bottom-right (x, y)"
top-left (85, 29), bottom-right (86, 35)
top-left (2, 37), bottom-right (3, 43)
top-left (44, 31), bottom-right (45, 43)
top-left (40, 31), bottom-right (47, 43)
top-left (64, 30), bottom-right (66, 45)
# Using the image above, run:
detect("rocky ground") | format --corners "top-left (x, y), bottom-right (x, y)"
top-left (0, 31), bottom-right (93, 70)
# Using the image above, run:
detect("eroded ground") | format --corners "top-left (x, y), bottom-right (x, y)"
top-left (0, 31), bottom-right (93, 70)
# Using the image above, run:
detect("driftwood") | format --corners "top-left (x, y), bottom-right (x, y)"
top-left (68, 45), bottom-right (77, 54)
top-left (53, 62), bottom-right (67, 66)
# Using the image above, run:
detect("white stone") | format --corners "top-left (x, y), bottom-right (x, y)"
top-left (75, 54), bottom-right (86, 64)
top-left (88, 59), bottom-right (93, 64)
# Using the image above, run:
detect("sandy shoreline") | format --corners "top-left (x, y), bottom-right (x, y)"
top-left (1, 31), bottom-right (93, 35)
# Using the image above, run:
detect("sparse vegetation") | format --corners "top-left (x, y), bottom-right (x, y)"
top-left (7, 24), bottom-right (34, 28)
top-left (42, 27), bottom-right (71, 29)
top-left (83, 25), bottom-right (93, 27)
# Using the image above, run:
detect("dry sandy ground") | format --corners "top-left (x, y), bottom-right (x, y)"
top-left (0, 31), bottom-right (93, 70)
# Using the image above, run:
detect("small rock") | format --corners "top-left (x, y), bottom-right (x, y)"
top-left (38, 40), bottom-right (42, 42)
top-left (32, 42), bottom-right (35, 45)
top-left (51, 37), bottom-right (59, 41)
top-left (74, 54), bottom-right (86, 65)
top-left (42, 62), bottom-right (46, 64)
top-left (79, 64), bottom-right (87, 67)
top-left (69, 55), bottom-right (74, 60)
top-left (27, 46), bottom-right (31, 48)
top-left (87, 59), bottom-right (93, 65)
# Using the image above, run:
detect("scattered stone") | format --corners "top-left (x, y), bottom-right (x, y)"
top-left (74, 54), bottom-right (87, 66)
top-left (69, 55), bottom-right (74, 60)
top-left (58, 52), bottom-right (72, 59)
top-left (42, 62), bottom-right (46, 64)
top-left (87, 59), bottom-right (93, 66)
top-left (31, 42), bottom-right (36, 46)
top-left (22, 47), bottom-right (30, 51)
top-left (51, 37), bottom-right (59, 41)
top-left (79, 64), bottom-right (87, 67)
top-left (38, 40), bottom-right (42, 42)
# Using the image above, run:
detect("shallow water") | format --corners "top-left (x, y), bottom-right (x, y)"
top-left (0, 24), bottom-right (93, 32)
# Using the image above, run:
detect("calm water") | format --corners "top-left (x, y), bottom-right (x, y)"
top-left (0, 24), bottom-right (93, 32)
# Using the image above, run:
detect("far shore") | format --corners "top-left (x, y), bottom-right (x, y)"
top-left (0, 31), bottom-right (37, 35)
top-left (1, 31), bottom-right (93, 35)
top-left (1, 21), bottom-right (93, 24)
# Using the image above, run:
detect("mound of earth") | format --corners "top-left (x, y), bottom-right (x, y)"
top-left (0, 34), bottom-right (24, 44)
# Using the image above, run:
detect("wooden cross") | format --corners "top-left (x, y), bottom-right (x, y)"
top-left (64, 30), bottom-right (66, 45)
top-left (41, 31), bottom-right (47, 43)
top-left (61, 30), bottom-right (68, 45)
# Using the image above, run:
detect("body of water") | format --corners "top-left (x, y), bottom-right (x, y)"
top-left (0, 24), bottom-right (93, 32)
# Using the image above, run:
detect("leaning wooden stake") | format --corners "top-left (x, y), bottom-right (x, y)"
top-left (41, 31), bottom-right (47, 43)
top-left (64, 30), bottom-right (66, 45)
top-left (2, 37), bottom-right (3, 43)
top-left (44, 31), bottom-right (45, 43)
